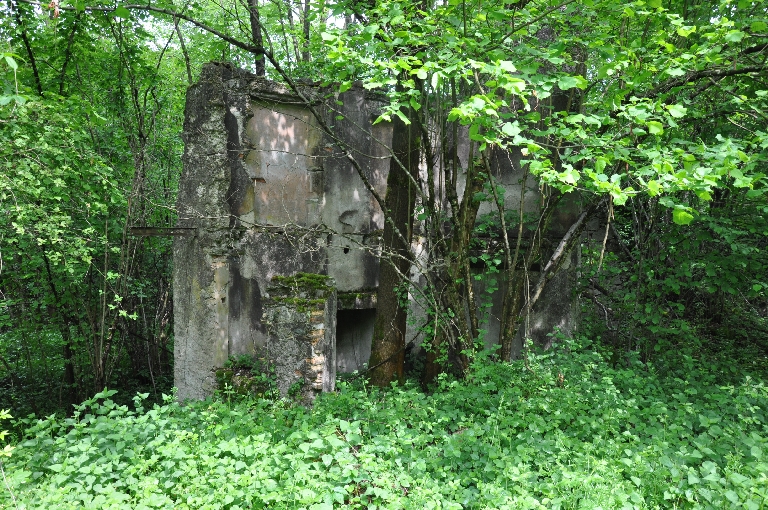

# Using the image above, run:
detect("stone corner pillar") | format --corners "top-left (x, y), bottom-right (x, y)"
top-left (264, 273), bottom-right (337, 404)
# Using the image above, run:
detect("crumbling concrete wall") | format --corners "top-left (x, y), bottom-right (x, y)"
top-left (174, 63), bottom-right (389, 401)
top-left (174, 62), bottom-right (583, 401)
top-left (263, 273), bottom-right (336, 401)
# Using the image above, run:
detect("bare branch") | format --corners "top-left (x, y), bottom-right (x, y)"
top-left (524, 196), bottom-right (607, 315)
top-left (648, 65), bottom-right (766, 98)
top-left (17, 0), bottom-right (265, 55)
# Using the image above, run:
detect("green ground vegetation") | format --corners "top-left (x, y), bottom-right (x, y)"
top-left (2, 337), bottom-right (767, 509)
top-left (1, 0), bottom-right (767, 506)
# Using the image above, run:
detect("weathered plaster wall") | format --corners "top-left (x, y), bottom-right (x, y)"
top-left (174, 63), bottom-right (390, 401)
top-left (174, 62), bottom-right (583, 401)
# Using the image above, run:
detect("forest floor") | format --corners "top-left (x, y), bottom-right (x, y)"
top-left (2, 336), bottom-right (767, 509)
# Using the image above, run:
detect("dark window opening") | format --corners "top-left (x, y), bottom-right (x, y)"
top-left (336, 308), bottom-right (376, 373)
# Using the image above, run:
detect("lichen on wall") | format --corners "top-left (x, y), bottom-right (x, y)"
top-left (264, 273), bottom-right (337, 403)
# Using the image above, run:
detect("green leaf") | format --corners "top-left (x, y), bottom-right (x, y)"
top-left (396, 58), bottom-right (412, 71)
top-left (612, 190), bottom-right (629, 206)
top-left (557, 75), bottom-right (587, 90)
top-left (501, 122), bottom-right (521, 137)
top-left (4, 55), bottom-right (18, 71)
top-left (647, 121), bottom-right (664, 135)
top-left (725, 30), bottom-right (746, 43)
top-left (595, 158), bottom-right (607, 173)
top-left (468, 123), bottom-right (483, 141)
top-left (113, 6), bottom-right (131, 18)
top-left (362, 24), bottom-right (379, 41)
top-left (394, 108), bottom-right (411, 125)
top-left (672, 208), bottom-right (694, 225)
top-left (505, 78), bottom-right (526, 94)
top-left (499, 61), bottom-right (516, 73)
top-left (647, 180), bottom-right (662, 196)
top-left (647, 0), bottom-right (662, 7)
top-left (667, 104), bottom-right (687, 118)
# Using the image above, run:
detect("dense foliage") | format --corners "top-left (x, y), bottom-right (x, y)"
top-left (2, 340), bottom-right (768, 509)
top-left (1, 6), bottom-right (184, 414)
top-left (1, 0), bottom-right (767, 505)
top-left (314, 0), bottom-right (768, 371)
top-left (1, 0), bottom-right (766, 403)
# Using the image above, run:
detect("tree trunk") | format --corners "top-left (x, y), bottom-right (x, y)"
top-left (423, 157), bottom-right (484, 384)
top-left (42, 252), bottom-right (79, 411)
top-left (301, 0), bottom-right (310, 62)
top-left (368, 97), bottom-right (420, 387)
top-left (248, 0), bottom-right (265, 76)
top-left (11, 0), bottom-right (44, 95)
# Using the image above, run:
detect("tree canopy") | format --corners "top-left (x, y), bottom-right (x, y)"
top-left (1, 0), bottom-right (766, 407)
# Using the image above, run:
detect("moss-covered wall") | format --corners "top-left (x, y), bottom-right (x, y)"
top-left (264, 273), bottom-right (337, 403)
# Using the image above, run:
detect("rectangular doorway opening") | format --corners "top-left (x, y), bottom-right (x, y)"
top-left (336, 308), bottom-right (376, 373)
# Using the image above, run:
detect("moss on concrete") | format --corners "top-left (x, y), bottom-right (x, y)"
top-left (337, 289), bottom-right (377, 309)
top-left (269, 273), bottom-right (334, 313)
top-left (215, 355), bottom-right (276, 397)
top-left (271, 272), bottom-right (334, 293)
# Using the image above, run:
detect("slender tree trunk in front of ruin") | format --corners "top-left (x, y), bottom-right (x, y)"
top-left (368, 95), bottom-right (420, 387)
top-left (249, 0), bottom-right (265, 75)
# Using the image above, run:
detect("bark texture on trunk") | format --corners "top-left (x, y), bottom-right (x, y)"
top-left (249, 0), bottom-right (265, 75)
top-left (368, 102), bottom-right (419, 387)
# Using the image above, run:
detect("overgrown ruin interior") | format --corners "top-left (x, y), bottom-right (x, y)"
top-left (173, 63), bottom-right (581, 402)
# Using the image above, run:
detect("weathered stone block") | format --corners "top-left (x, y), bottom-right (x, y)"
top-left (263, 273), bottom-right (337, 403)
top-left (174, 63), bottom-right (389, 401)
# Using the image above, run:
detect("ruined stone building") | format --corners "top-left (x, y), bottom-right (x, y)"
top-left (173, 63), bottom-right (580, 402)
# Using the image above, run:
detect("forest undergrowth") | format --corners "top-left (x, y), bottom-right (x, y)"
top-left (1, 335), bottom-right (767, 510)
